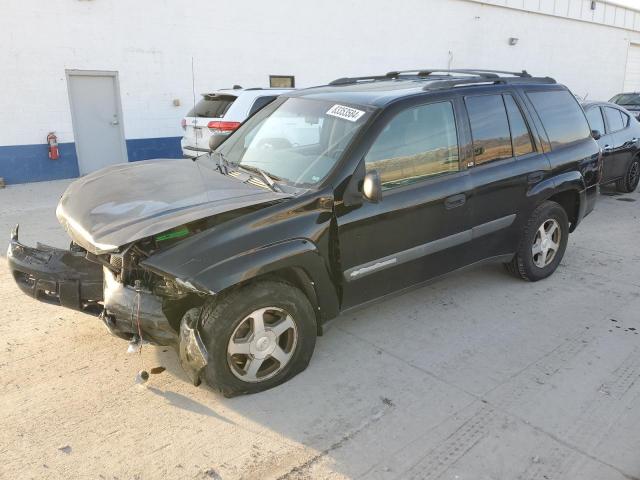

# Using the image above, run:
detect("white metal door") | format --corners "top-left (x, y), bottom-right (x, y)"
top-left (66, 70), bottom-right (128, 175)
top-left (623, 44), bottom-right (640, 92)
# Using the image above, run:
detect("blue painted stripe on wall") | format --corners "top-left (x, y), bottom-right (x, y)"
top-left (0, 142), bottom-right (79, 185)
top-left (0, 136), bottom-right (183, 185)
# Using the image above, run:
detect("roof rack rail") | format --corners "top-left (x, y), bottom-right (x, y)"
top-left (329, 74), bottom-right (396, 86)
top-left (422, 75), bottom-right (556, 91)
top-left (385, 69), bottom-right (531, 78)
top-left (329, 69), bottom-right (540, 86)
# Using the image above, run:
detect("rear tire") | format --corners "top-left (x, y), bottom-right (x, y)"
top-left (504, 201), bottom-right (569, 282)
top-left (615, 157), bottom-right (640, 193)
top-left (199, 279), bottom-right (316, 397)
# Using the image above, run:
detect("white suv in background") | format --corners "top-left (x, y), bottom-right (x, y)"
top-left (180, 87), bottom-right (293, 158)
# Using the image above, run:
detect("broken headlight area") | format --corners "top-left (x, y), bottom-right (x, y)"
top-left (8, 225), bottom-right (210, 385)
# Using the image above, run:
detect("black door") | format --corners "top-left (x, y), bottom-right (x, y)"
top-left (602, 106), bottom-right (631, 182)
top-left (585, 105), bottom-right (617, 183)
top-left (462, 91), bottom-right (550, 262)
top-left (336, 98), bottom-right (473, 308)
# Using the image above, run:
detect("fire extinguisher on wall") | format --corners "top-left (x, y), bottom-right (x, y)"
top-left (47, 132), bottom-right (59, 160)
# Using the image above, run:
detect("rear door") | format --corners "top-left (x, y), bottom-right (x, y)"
top-left (336, 97), bottom-right (473, 308)
top-left (602, 106), bottom-right (634, 181)
top-left (462, 90), bottom-right (549, 262)
top-left (585, 105), bottom-right (617, 183)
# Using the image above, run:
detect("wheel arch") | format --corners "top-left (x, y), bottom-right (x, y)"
top-left (528, 171), bottom-right (586, 232)
top-left (173, 238), bottom-right (341, 330)
top-left (546, 189), bottom-right (581, 232)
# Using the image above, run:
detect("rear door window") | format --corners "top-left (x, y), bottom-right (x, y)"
top-left (465, 94), bottom-right (513, 165)
top-left (527, 90), bottom-right (591, 148)
top-left (604, 107), bottom-right (625, 133)
top-left (187, 95), bottom-right (236, 118)
top-left (585, 107), bottom-right (606, 135)
top-left (504, 94), bottom-right (534, 156)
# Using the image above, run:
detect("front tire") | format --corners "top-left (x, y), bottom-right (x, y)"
top-left (616, 157), bottom-right (640, 193)
top-left (199, 279), bottom-right (316, 397)
top-left (504, 201), bottom-right (569, 281)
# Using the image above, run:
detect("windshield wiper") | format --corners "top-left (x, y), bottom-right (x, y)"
top-left (238, 164), bottom-right (283, 193)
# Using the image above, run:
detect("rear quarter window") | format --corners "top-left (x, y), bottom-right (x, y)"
top-left (187, 95), bottom-right (236, 118)
top-left (527, 90), bottom-right (591, 149)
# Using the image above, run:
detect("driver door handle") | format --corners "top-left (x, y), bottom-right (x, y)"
top-left (603, 144), bottom-right (613, 153)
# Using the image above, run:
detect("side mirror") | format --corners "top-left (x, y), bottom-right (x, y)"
top-left (362, 170), bottom-right (382, 203)
top-left (591, 129), bottom-right (601, 140)
top-left (209, 133), bottom-right (228, 151)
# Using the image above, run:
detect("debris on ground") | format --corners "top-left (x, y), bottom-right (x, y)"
top-left (150, 366), bottom-right (166, 374)
top-left (134, 370), bottom-right (149, 384)
top-left (203, 467), bottom-right (222, 479)
top-left (58, 445), bottom-right (72, 454)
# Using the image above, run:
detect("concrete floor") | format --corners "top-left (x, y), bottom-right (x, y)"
top-left (0, 179), bottom-right (639, 480)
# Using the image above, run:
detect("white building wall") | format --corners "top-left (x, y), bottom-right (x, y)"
top-left (1, 0), bottom-right (639, 179)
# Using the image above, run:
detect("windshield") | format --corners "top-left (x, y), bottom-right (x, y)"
top-left (610, 93), bottom-right (640, 106)
top-left (216, 97), bottom-right (373, 187)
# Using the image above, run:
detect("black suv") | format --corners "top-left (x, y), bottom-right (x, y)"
top-left (8, 69), bottom-right (601, 396)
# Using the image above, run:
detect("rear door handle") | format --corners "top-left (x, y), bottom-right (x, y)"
top-left (444, 194), bottom-right (466, 209)
top-left (527, 171), bottom-right (544, 184)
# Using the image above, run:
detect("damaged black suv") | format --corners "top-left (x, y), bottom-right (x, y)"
top-left (8, 69), bottom-right (601, 396)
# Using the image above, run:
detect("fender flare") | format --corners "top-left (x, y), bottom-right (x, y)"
top-left (527, 171), bottom-right (587, 230)
top-left (188, 238), bottom-right (340, 322)
top-left (527, 171), bottom-right (586, 200)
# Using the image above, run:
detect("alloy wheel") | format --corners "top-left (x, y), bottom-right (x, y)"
top-left (227, 307), bottom-right (298, 383)
top-left (531, 218), bottom-right (561, 268)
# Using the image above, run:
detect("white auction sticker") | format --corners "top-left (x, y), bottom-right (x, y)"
top-left (326, 104), bottom-right (366, 122)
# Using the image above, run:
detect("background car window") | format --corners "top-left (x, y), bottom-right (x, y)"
top-left (604, 107), bottom-right (624, 133)
top-left (465, 95), bottom-right (513, 165)
top-left (248, 96), bottom-right (277, 117)
top-left (186, 95), bottom-right (236, 118)
top-left (527, 90), bottom-right (591, 148)
top-left (504, 94), bottom-right (534, 156)
top-left (585, 107), bottom-right (605, 134)
top-left (619, 110), bottom-right (630, 129)
top-left (610, 93), bottom-right (640, 106)
top-left (365, 101), bottom-right (459, 190)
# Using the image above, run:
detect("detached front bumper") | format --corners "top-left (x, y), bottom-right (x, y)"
top-left (7, 225), bottom-right (209, 385)
top-left (7, 225), bottom-right (103, 314)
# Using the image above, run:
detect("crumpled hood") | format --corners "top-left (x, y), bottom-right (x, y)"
top-left (56, 159), bottom-right (290, 254)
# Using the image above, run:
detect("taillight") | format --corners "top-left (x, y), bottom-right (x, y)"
top-left (180, 118), bottom-right (186, 130)
top-left (207, 121), bottom-right (241, 133)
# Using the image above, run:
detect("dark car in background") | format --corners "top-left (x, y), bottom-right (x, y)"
top-left (584, 101), bottom-right (640, 192)
top-left (8, 69), bottom-right (601, 396)
top-left (609, 92), bottom-right (640, 120)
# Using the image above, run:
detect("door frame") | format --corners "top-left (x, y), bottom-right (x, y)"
top-left (65, 69), bottom-right (128, 174)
